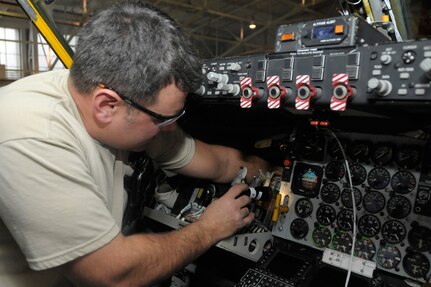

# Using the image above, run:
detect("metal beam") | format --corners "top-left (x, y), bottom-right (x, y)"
top-left (153, 0), bottom-right (268, 25)
top-left (220, 6), bottom-right (303, 56)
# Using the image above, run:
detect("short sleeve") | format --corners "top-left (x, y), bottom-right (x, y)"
top-left (145, 128), bottom-right (195, 170)
top-left (0, 138), bottom-right (120, 270)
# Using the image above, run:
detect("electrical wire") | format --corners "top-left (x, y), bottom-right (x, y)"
top-left (327, 129), bottom-right (357, 287)
top-left (383, 0), bottom-right (403, 42)
top-left (345, 0), bottom-right (362, 5)
top-left (337, 0), bottom-right (350, 16)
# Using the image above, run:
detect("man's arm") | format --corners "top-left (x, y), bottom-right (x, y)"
top-left (176, 139), bottom-right (271, 184)
top-left (60, 184), bottom-right (253, 287)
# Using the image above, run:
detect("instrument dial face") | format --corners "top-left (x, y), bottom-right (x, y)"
top-left (349, 141), bottom-right (371, 162)
top-left (358, 214), bottom-right (381, 237)
top-left (363, 191), bottom-right (386, 213)
top-left (396, 146), bottom-right (421, 170)
top-left (295, 198), bottom-right (313, 218)
top-left (354, 237), bottom-right (376, 260)
top-left (290, 218), bottom-right (309, 239)
top-left (372, 144), bottom-right (393, 165)
top-left (312, 226), bottom-right (332, 248)
top-left (302, 133), bottom-right (325, 161)
top-left (376, 244), bottom-right (401, 269)
top-left (316, 204), bottom-right (337, 226)
top-left (402, 252), bottom-right (430, 278)
top-left (325, 161), bottom-right (345, 182)
top-left (391, 171), bottom-right (416, 194)
top-left (348, 163), bottom-right (367, 186)
top-left (341, 187), bottom-right (362, 208)
top-left (368, 167), bottom-right (390, 190)
top-left (408, 225), bottom-right (431, 252)
top-left (328, 139), bottom-right (348, 160)
top-left (386, 195), bottom-right (412, 219)
top-left (337, 209), bottom-right (354, 231)
top-left (382, 220), bottom-right (406, 244)
top-left (321, 183), bottom-right (341, 204)
top-left (332, 231), bottom-right (353, 254)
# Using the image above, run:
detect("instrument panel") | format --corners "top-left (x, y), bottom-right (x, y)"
top-left (272, 131), bottom-right (431, 282)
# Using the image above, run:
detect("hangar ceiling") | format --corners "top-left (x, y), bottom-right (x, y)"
top-left (0, 0), bottom-right (341, 58)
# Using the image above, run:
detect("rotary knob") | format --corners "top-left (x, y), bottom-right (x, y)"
top-left (207, 72), bottom-right (228, 84)
top-left (380, 54), bottom-right (392, 65)
top-left (217, 83), bottom-right (240, 96)
top-left (367, 78), bottom-right (392, 96)
top-left (227, 62), bottom-right (241, 72)
top-left (420, 58), bottom-right (431, 80)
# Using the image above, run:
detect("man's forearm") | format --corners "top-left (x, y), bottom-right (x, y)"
top-left (122, 221), bottom-right (216, 286)
top-left (63, 221), bottom-right (218, 287)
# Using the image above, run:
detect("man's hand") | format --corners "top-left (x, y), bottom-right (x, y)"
top-left (196, 183), bottom-right (254, 243)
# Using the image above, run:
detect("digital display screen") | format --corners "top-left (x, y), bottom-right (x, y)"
top-left (267, 252), bottom-right (305, 278)
top-left (313, 25), bottom-right (335, 40)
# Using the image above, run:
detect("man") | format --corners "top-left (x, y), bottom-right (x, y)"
top-left (0, 1), bottom-right (270, 286)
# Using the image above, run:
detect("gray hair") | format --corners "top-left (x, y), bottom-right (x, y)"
top-left (70, 0), bottom-right (202, 105)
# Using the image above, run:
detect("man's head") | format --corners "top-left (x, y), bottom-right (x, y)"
top-left (69, 1), bottom-right (202, 150)
top-left (70, 0), bottom-right (201, 106)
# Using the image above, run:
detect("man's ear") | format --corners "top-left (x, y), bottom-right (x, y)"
top-left (92, 89), bottom-right (122, 125)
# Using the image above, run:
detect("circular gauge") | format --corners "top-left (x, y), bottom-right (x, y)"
top-left (348, 163), bottom-right (367, 186)
top-left (332, 231), bottom-right (353, 254)
top-left (391, 171), bottom-right (416, 194)
top-left (316, 204), bottom-right (337, 226)
top-left (396, 146), bottom-right (421, 170)
top-left (341, 187), bottom-right (362, 208)
top-left (321, 183), bottom-right (341, 204)
top-left (358, 214), bottom-right (381, 237)
top-left (354, 237), bottom-right (376, 260)
top-left (382, 220), bottom-right (406, 244)
top-left (349, 141), bottom-right (371, 162)
top-left (363, 191), bottom-right (386, 213)
top-left (302, 133), bottom-right (325, 161)
top-left (386, 195), bottom-right (412, 219)
top-left (328, 139), bottom-right (348, 160)
top-left (295, 198), bottom-right (313, 218)
top-left (325, 161), bottom-right (345, 182)
top-left (376, 244), bottom-right (401, 269)
top-left (372, 144), bottom-right (393, 165)
top-left (403, 252), bottom-right (430, 278)
top-left (290, 218), bottom-right (309, 239)
top-left (337, 209), bottom-right (354, 231)
top-left (312, 226), bottom-right (332, 248)
top-left (408, 225), bottom-right (431, 252)
top-left (368, 167), bottom-right (391, 190)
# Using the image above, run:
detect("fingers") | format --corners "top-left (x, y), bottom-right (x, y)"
top-left (225, 183), bottom-right (249, 199)
top-left (243, 212), bottom-right (255, 226)
top-left (240, 207), bottom-right (255, 227)
top-left (241, 206), bottom-right (250, 218)
top-left (223, 184), bottom-right (252, 207)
